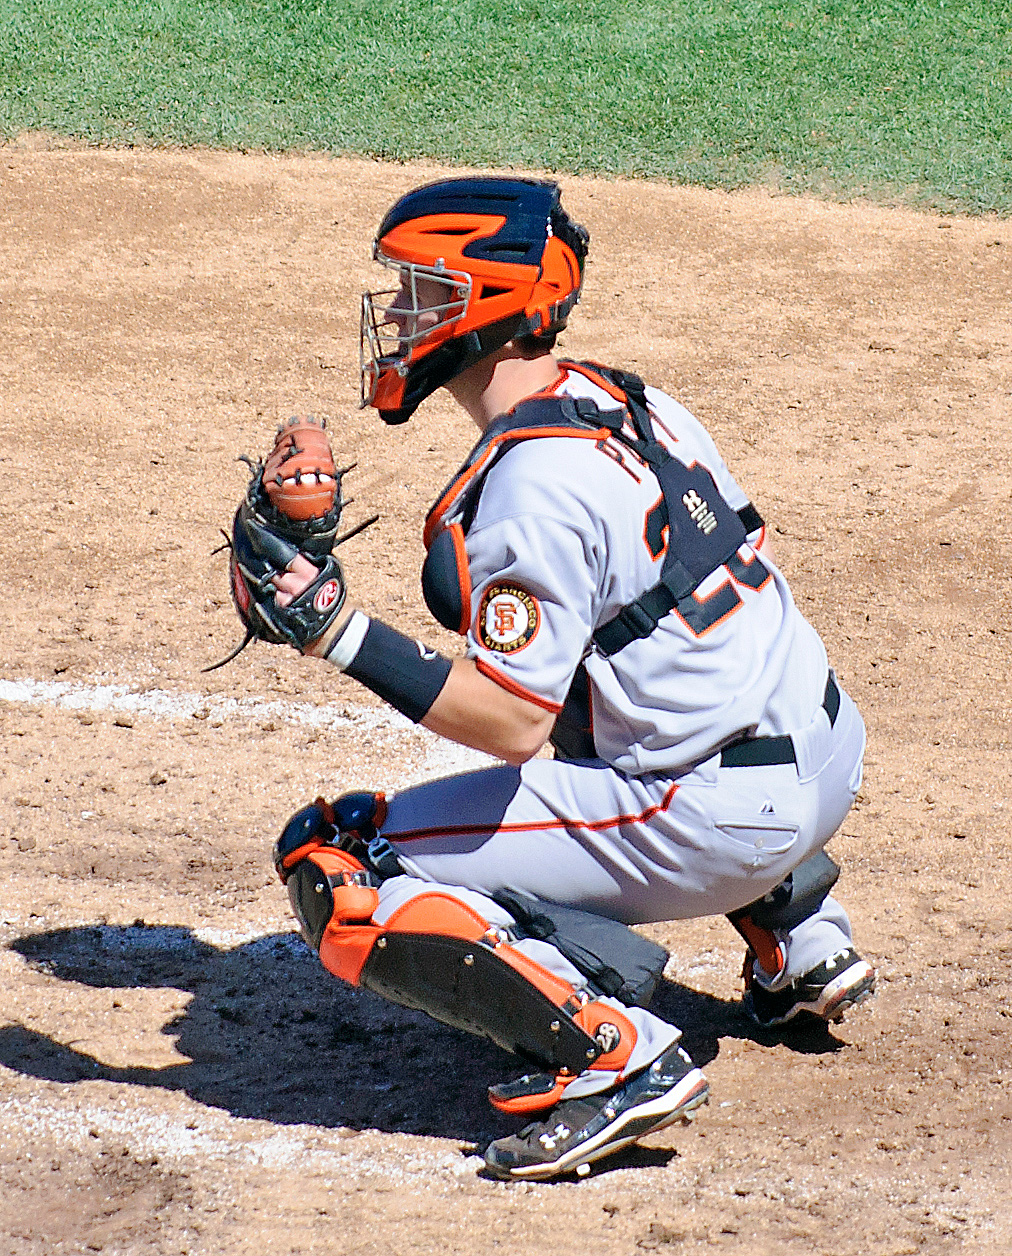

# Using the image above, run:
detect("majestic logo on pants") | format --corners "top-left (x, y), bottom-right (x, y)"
top-left (477, 584), bottom-right (540, 653)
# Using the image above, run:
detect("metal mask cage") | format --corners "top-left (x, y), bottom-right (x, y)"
top-left (359, 256), bottom-right (472, 408)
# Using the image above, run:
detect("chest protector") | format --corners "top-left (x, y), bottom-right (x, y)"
top-left (421, 363), bottom-right (764, 756)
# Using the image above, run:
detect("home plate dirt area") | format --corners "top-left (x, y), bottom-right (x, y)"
top-left (1, 142), bottom-right (1010, 1255)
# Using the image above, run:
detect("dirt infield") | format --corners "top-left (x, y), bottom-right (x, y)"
top-left (1, 140), bottom-right (1010, 1255)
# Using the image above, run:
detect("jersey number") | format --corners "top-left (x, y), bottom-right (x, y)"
top-left (644, 498), bottom-right (771, 637)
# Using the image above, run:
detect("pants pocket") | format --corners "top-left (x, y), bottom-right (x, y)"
top-left (715, 821), bottom-right (800, 872)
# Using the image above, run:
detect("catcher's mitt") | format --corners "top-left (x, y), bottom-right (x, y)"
top-left (207, 416), bottom-right (374, 670)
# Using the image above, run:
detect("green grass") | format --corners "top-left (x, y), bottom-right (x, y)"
top-left (2, 0), bottom-right (1011, 214)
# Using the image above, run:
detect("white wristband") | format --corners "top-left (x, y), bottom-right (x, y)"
top-left (324, 610), bottom-right (371, 672)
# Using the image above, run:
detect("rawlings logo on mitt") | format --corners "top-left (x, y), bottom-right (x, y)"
top-left (207, 415), bottom-right (376, 669)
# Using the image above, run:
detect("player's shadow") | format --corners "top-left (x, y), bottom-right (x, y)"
top-left (0, 923), bottom-right (845, 1150)
top-left (652, 969), bottom-right (851, 1064)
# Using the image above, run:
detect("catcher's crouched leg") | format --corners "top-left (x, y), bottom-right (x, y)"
top-left (727, 851), bottom-right (875, 1026)
top-left (274, 836), bottom-right (657, 1109)
top-left (727, 850), bottom-right (843, 986)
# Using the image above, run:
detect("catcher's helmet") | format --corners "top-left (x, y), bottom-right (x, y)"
top-left (360, 177), bottom-right (589, 424)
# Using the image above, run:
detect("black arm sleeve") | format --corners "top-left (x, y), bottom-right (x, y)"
top-left (344, 618), bottom-right (453, 723)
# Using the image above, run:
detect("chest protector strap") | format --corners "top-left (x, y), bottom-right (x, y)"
top-left (585, 368), bottom-right (762, 656)
top-left (421, 364), bottom-right (763, 655)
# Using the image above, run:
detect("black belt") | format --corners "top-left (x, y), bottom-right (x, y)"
top-left (720, 674), bottom-right (840, 769)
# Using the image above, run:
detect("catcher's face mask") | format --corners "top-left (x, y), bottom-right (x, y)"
top-left (358, 177), bottom-right (588, 425)
top-left (360, 258), bottom-right (472, 409)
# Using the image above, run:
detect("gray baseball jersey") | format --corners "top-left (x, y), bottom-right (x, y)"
top-left (441, 364), bottom-right (829, 775)
top-left (376, 363), bottom-right (864, 1092)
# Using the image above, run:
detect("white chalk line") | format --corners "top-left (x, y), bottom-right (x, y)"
top-left (0, 1087), bottom-right (485, 1189)
top-left (0, 674), bottom-right (493, 788)
top-left (0, 674), bottom-right (400, 730)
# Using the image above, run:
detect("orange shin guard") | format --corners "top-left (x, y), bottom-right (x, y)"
top-left (727, 911), bottom-right (786, 984)
top-left (358, 891), bottom-right (607, 1077)
top-left (286, 876), bottom-right (632, 1087)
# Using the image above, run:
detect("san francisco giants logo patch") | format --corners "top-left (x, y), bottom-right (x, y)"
top-left (477, 584), bottom-right (540, 653)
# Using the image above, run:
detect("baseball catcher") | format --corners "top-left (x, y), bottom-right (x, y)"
top-left (215, 177), bottom-right (874, 1182)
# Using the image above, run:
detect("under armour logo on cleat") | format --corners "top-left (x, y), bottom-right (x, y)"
top-left (539, 1122), bottom-right (571, 1150)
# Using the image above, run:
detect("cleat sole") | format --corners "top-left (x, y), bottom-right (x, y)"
top-left (750, 960), bottom-right (877, 1029)
top-left (505, 1070), bottom-right (709, 1181)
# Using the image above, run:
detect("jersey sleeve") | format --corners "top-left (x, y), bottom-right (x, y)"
top-left (463, 511), bottom-right (600, 712)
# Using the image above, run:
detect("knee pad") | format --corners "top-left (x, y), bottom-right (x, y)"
top-left (274, 792), bottom-right (400, 885)
top-left (331, 791), bottom-right (402, 879)
top-left (728, 851), bottom-right (841, 979)
top-left (285, 846), bottom-right (383, 984)
top-left (273, 799), bottom-right (338, 879)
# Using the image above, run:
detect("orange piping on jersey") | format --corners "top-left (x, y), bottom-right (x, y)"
top-left (560, 360), bottom-right (631, 405)
top-left (475, 658), bottom-right (563, 714)
top-left (387, 780), bottom-right (680, 843)
top-left (423, 426), bottom-right (609, 549)
top-left (448, 521), bottom-right (473, 635)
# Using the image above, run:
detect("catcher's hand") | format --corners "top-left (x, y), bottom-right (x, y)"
top-left (209, 416), bottom-right (354, 669)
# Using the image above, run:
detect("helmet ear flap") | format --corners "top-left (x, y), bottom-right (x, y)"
top-left (525, 234), bottom-right (585, 336)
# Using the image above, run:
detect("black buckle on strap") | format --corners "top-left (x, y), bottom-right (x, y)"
top-left (720, 675), bottom-right (840, 769)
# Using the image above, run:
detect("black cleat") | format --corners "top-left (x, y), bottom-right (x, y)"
top-left (483, 1043), bottom-right (709, 1181)
top-left (747, 947), bottom-right (876, 1028)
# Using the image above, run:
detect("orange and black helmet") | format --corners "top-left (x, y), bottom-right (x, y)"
top-left (360, 177), bottom-right (589, 424)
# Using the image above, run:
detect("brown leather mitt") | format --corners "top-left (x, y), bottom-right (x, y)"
top-left (207, 415), bottom-right (350, 669)
top-left (263, 415), bottom-right (340, 524)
